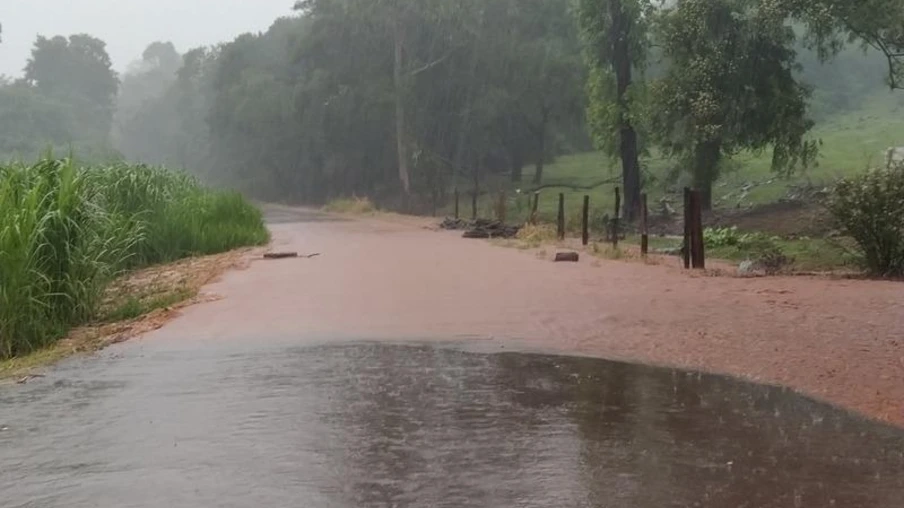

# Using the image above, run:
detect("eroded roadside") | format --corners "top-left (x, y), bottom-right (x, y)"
top-left (0, 247), bottom-right (262, 381)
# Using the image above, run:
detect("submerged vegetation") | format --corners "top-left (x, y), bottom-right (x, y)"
top-left (0, 158), bottom-right (268, 359)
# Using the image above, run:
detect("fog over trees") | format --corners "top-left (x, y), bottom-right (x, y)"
top-left (1, 0), bottom-right (902, 213)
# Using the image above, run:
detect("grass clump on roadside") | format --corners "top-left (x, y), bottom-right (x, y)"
top-left (0, 157), bottom-right (269, 360)
top-left (515, 223), bottom-right (558, 247)
top-left (322, 196), bottom-right (377, 215)
top-left (699, 227), bottom-right (853, 272)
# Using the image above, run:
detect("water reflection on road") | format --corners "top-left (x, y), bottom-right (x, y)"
top-left (2, 342), bottom-right (903, 507)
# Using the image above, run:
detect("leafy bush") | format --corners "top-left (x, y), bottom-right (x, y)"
top-left (704, 226), bottom-right (792, 273)
top-left (516, 223), bottom-right (558, 246)
top-left (0, 158), bottom-right (269, 359)
top-left (828, 165), bottom-right (904, 276)
top-left (703, 226), bottom-right (747, 248)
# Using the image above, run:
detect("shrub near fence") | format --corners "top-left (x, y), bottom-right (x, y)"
top-left (828, 164), bottom-right (904, 277)
top-left (0, 158), bottom-right (269, 359)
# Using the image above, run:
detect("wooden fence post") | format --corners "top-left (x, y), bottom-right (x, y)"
top-left (640, 193), bottom-right (649, 256)
top-left (691, 190), bottom-right (706, 269)
top-left (683, 187), bottom-right (691, 269)
top-left (613, 187), bottom-right (621, 248)
top-left (557, 193), bottom-right (565, 241)
top-left (582, 195), bottom-right (590, 246)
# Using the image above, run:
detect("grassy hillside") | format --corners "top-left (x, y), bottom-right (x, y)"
top-left (451, 91), bottom-right (904, 226)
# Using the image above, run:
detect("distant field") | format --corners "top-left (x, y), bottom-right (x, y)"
top-left (448, 91), bottom-right (904, 227)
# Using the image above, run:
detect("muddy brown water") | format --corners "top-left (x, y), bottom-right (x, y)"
top-left (3, 208), bottom-right (904, 507)
top-left (2, 340), bottom-right (903, 508)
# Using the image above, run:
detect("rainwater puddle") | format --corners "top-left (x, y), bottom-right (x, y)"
top-left (1, 342), bottom-right (902, 507)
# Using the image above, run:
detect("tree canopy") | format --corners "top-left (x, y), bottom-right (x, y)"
top-left (1, 33), bottom-right (119, 159)
top-left (649, 0), bottom-right (818, 209)
top-left (578, 0), bottom-right (653, 220)
top-left (115, 2), bottom-right (588, 208)
top-left (4, 0), bottom-right (904, 214)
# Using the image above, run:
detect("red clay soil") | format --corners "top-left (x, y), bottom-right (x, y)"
top-left (145, 209), bottom-right (904, 426)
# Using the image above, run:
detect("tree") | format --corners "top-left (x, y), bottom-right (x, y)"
top-left (829, 0), bottom-right (904, 90)
top-left (0, 83), bottom-right (76, 157)
top-left (760, 0), bottom-right (904, 90)
top-left (114, 41), bottom-right (184, 157)
top-left (24, 34), bottom-right (119, 141)
top-left (504, 0), bottom-right (585, 186)
top-left (796, 0), bottom-right (904, 90)
top-left (295, 0), bottom-right (464, 205)
top-left (650, 0), bottom-right (818, 210)
top-left (116, 3), bottom-right (588, 206)
top-left (578, 0), bottom-right (651, 220)
top-left (142, 41), bottom-right (182, 74)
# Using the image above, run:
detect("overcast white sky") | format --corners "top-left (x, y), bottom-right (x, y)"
top-left (0, 0), bottom-right (296, 77)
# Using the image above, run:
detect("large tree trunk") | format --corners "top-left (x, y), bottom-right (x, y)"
top-left (693, 141), bottom-right (721, 211)
top-left (532, 108), bottom-right (549, 185)
top-left (610, 0), bottom-right (641, 222)
top-left (393, 22), bottom-right (411, 206)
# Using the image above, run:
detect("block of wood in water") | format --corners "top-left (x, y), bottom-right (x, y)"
top-left (264, 252), bottom-right (299, 259)
top-left (554, 252), bottom-right (579, 263)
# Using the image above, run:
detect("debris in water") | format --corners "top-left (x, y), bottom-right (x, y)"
top-left (15, 374), bottom-right (45, 385)
top-left (263, 252), bottom-right (321, 260)
top-left (439, 217), bottom-right (521, 239)
top-left (264, 252), bottom-right (299, 259)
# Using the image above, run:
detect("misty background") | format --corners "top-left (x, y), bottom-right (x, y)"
top-left (1, 0), bottom-right (901, 212)
top-left (0, 0), bottom-right (292, 76)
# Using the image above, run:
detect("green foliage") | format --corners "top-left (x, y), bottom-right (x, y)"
top-left (650, 0), bottom-right (819, 207)
top-left (789, 0), bottom-right (904, 90)
top-left (828, 165), bottom-right (904, 276)
top-left (24, 34), bottom-right (119, 141)
top-left (703, 226), bottom-right (749, 248)
top-left (0, 158), bottom-right (268, 359)
top-left (102, 288), bottom-right (193, 323)
top-left (0, 84), bottom-right (77, 156)
top-left (113, 2), bottom-right (587, 206)
top-left (577, 0), bottom-right (652, 155)
top-left (1, 33), bottom-right (120, 161)
top-left (702, 227), bottom-right (792, 272)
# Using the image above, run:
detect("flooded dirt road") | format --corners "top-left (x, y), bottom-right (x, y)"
top-left (152, 207), bottom-right (904, 424)
top-left (2, 208), bottom-right (904, 507)
top-left (2, 341), bottom-right (904, 507)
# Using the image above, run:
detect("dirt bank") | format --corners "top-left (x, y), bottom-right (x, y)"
top-left (144, 208), bottom-right (904, 426)
top-left (0, 247), bottom-right (259, 381)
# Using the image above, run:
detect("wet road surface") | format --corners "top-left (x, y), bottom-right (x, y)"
top-left (147, 207), bottom-right (904, 425)
top-left (2, 340), bottom-right (904, 508)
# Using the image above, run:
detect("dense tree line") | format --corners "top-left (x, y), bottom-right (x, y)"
top-left (114, 1), bottom-right (588, 210)
top-left (2, 0), bottom-right (902, 214)
top-left (0, 33), bottom-right (119, 160)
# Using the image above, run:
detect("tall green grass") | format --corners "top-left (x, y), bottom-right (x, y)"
top-left (0, 158), bottom-right (269, 359)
